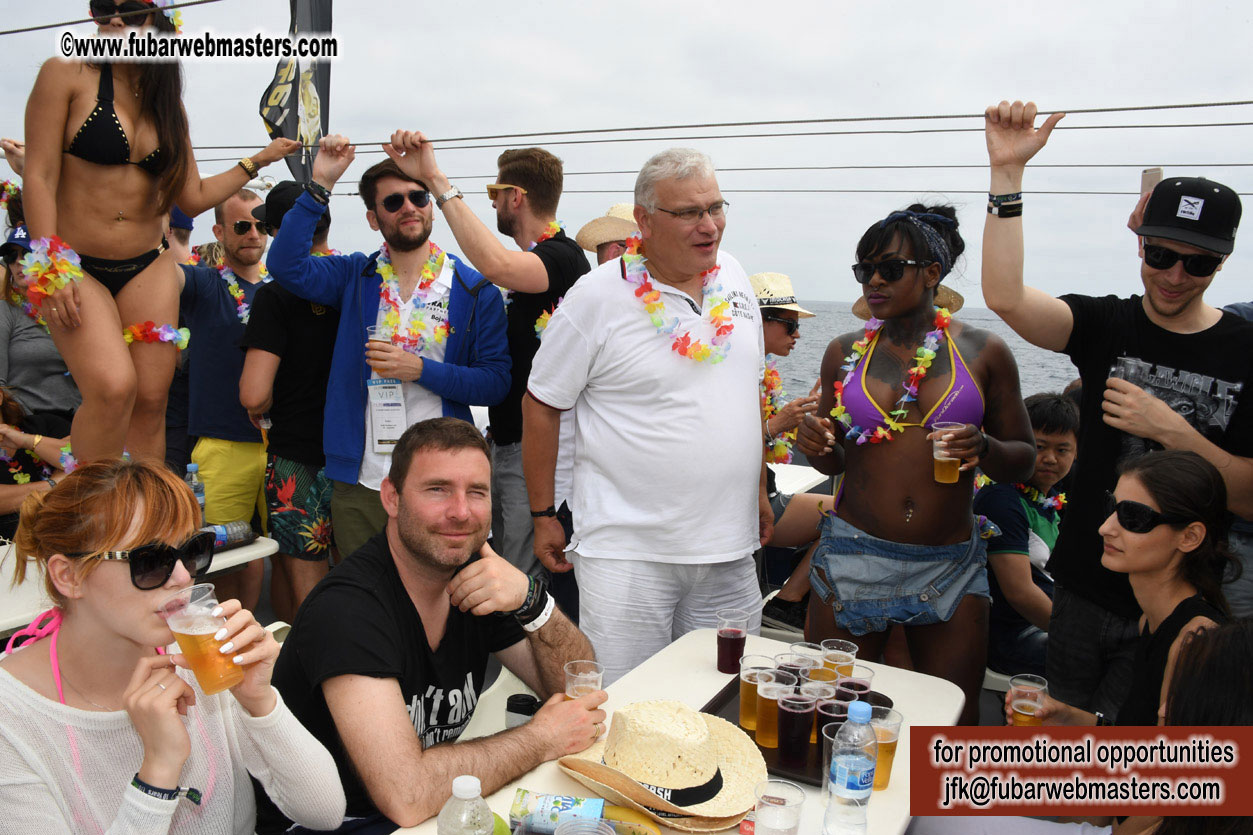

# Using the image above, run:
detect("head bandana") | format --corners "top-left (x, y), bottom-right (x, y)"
top-left (880, 210), bottom-right (955, 277)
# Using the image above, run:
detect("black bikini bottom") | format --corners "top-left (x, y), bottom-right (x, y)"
top-left (79, 237), bottom-right (169, 296)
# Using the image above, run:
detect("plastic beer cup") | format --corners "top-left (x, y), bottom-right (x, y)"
top-left (800, 681), bottom-right (836, 743)
top-left (932, 421), bottom-right (965, 484)
top-left (870, 707), bottom-right (904, 790)
top-left (564, 660), bottom-right (603, 700)
top-left (1009, 674), bottom-right (1048, 726)
top-left (755, 670), bottom-right (797, 748)
top-left (739, 655), bottom-right (775, 732)
top-left (158, 583), bottom-right (244, 695)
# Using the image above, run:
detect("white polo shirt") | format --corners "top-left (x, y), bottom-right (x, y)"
top-left (527, 250), bottom-right (764, 564)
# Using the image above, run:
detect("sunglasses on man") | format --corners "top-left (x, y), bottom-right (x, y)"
top-left (1103, 491), bottom-right (1190, 534)
top-left (88, 0), bottom-right (154, 25)
top-left (485, 183), bottom-right (526, 201)
top-left (231, 220), bottom-right (268, 236)
top-left (380, 189), bottom-right (431, 214)
top-left (852, 259), bottom-right (933, 285)
top-left (761, 314), bottom-right (800, 336)
top-left (77, 530), bottom-right (216, 591)
top-left (1141, 243), bottom-right (1223, 278)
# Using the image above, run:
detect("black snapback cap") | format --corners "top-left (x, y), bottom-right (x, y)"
top-left (1135, 177), bottom-right (1241, 255)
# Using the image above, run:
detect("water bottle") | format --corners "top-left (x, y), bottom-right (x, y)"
top-left (185, 463), bottom-right (205, 525)
top-left (823, 700), bottom-right (877, 834)
top-left (436, 775), bottom-right (493, 835)
top-left (205, 520), bottom-right (256, 551)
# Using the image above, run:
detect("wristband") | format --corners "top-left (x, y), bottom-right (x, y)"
top-left (520, 593), bottom-right (555, 633)
top-left (1094, 711), bottom-right (1113, 727)
top-left (987, 202), bottom-right (1023, 218)
top-left (238, 157), bottom-right (258, 178)
top-left (988, 191), bottom-right (1023, 205)
top-left (764, 417), bottom-right (775, 443)
top-left (18, 236), bottom-right (84, 306)
top-left (529, 505), bottom-right (557, 518)
top-left (131, 774), bottom-right (202, 805)
top-left (305, 181), bottom-right (331, 205)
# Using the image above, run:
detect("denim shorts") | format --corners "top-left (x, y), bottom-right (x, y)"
top-left (769, 489), bottom-right (794, 524)
top-left (809, 513), bottom-right (990, 635)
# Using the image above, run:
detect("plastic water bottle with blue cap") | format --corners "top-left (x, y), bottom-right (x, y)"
top-left (185, 463), bottom-right (205, 525)
top-left (823, 700), bottom-right (877, 834)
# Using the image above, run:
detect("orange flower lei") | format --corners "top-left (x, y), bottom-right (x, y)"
top-left (621, 237), bottom-right (732, 363)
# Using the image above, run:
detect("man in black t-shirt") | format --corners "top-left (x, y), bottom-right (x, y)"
top-left (981, 100), bottom-right (1253, 716)
top-left (269, 418), bottom-right (604, 831)
top-left (392, 140), bottom-right (592, 587)
top-left (240, 181), bottom-right (341, 623)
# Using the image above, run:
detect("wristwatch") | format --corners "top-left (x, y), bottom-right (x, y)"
top-left (529, 506), bottom-right (557, 518)
top-left (435, 185), bottom-right (463, 209)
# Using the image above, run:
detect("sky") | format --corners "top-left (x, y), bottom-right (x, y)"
top-left (1, 0), bottom-right (1250, 307)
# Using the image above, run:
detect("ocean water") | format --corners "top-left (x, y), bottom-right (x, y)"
top-left (773, 301), bottom-right (1078, 402)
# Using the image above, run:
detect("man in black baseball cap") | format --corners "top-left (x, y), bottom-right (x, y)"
top-left (253, 180), bottom-right (333, 251)
top-left (979, 99), bottom-right (1253, 720)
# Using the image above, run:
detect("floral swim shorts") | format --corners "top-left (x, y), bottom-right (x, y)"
top-left (264, 454), bottom-right (334, 560)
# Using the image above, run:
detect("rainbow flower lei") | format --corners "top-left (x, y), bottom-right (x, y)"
top-left (0, 446), bottom-right (51, 485)
top-left (830, 306), bottom-right (951, 444)
top-left (9, 288), bottom-right (49, 333)
top-left (183, 252), bottom-right (200, 266)
top-left (17, 236), bottom-right (84, 307)
top-left (150, 0), bottom-right (183, 33)
top-left (59, 443), bottom-right (78, 473)
top-left (761, 359), bottom-right (796, 463)
top-left (0, 180), bottom-right (19, 210)
top-left (220, 264), bottom-right (271, 324)
top-left (622, 236), bottom-right (731, 363)
top-left (377, 241), bottom-right (450, 353)
top-left (534, 298), bottom-right (563, 341)
top-left (504, 221), bottom-right (564, 309)
top-left (123, 320), bottom-right (190, 350)
top-left (975, 473), bottom-right (1066, 513)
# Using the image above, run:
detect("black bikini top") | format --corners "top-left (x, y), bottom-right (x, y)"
top-left (64, 64), bottom-right (164, 176)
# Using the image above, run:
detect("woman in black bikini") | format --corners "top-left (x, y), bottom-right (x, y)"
top-left (22, 2), bottom-right (299, 464)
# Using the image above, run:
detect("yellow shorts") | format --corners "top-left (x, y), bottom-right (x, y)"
top-left (192, 437), bottom-right (267, 530)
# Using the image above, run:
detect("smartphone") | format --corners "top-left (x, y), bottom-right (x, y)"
top-left (1141, 167), bottom-right (1163, 194)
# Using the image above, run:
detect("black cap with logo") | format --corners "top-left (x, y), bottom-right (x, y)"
top-left (1135, 177), bottom-right (1241, 255)
top-left (252, 181), bottom-right (331, 231)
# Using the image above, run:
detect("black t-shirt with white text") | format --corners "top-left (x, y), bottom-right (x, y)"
top-left (270, 533), bottom-right (527, 818)
top-left (487, 230), bottom-right (590, 445)
top-left (1051, 294), bottom-right (1253, 618)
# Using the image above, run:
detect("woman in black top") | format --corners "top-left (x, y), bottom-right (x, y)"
top-left (1010, 450), bottom-right (1236, 726)
top-left (0, 386), bottom-right (69, 539)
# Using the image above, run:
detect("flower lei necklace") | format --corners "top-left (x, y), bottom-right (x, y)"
top-left (830, 306), bottom-right (951, 444)
top-left (975, 474), bottom-right (1066, 512)
top-left (622, 236), bottom-right (732, 363)
top-left (534, 297), bottom-right (563, 341)
top-left (0, 446), bottom-right (51, 485)
top-left (9, 288), bottom-right (49, 333)
top-left (220, 264), bottom-right (271, 325)
top-left (377, 241), bottom-right (450, 354)
top-left (761, 359), bottom-right (796, 463)
top-left (504, 221), bottom-right (564, 308)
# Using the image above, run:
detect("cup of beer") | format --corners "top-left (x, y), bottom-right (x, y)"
top-left (365, 324), bottom-right (394, 345)
top-left (800, 681), bottom-right (837, 743)
top-left (754, 670), bottom-right (797, 749)
top-left (564, 660), bottom-right (603, 700)
top-left (1009, 674), bottom-right (1048, 726)
top-left (869, 706), bottom-right (904, 791)
top-left (739, 655), bottom-right (776, 732)
top-left (931, 421), bottom-right (966, 484)
top-left (158, 583), bottom-right (244, 695)
top-left (820, 638), bottom-right (858, 676)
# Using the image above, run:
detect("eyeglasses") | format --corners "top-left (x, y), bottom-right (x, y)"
top-left (379, 189), bottom-right (431, 213)
top-left (851, 259), bottom-right (933, 284)
top-left (88, 0), bottom-right (154, 25)
top-left (761, 314), bottom-right (799, 336)
top-left (1103, 491), bottom-right (1190, 534)
top-left (82, 530), bottom-right (215, 590)
top-left (485, 183), bottom-right (527, 201)
top-left (1142, 243), bottom-right (1223, 278)
top-left (653, 201), bottom-right (730, 225)
top-left (231, 220), bottom-right (267, 236)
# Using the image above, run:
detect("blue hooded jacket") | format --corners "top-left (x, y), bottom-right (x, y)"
top-left (267, 190), bottom-right (511, 484)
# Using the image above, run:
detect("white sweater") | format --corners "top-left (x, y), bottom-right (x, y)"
top-left (0, 666), bottom-right (346, 834)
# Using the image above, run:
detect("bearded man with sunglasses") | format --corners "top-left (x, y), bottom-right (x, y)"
top-left (267, 135), bottom-right (510, 559)
top-left (178, 188), bottom-right (274, 610)
top-left (981, 100), bottom-right (1253, 718)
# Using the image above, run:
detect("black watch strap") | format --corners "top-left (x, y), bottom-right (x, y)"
top-left (529, 506), bottom-right (557, 518)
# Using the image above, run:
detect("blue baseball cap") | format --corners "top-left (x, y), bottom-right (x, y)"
top-left (2, 224), bottom-right (31, 256)
top-left (169, 205), bottom-right (194, 231)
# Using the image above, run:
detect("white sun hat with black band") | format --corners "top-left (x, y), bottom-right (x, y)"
top-left (749, 273), bottom-right (815, 318)
top-left (558, 700), bottom-right (767, 832)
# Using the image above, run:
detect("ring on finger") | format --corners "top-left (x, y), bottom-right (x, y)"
top-left (158, 683), bottom-right (167, 691)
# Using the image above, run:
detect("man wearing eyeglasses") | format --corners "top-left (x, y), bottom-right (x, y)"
top-left (981, 100), bottom-right (1253, 717)
top-left (178, 188), bottom-right (273, 610)
top-left (266, 135), bottom-right (510, 559)
top-left (519, 148), bottom-right (771, 684)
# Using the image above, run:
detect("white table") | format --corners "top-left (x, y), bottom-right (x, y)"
top-left (397, 629), bottom-right (964, 834)
top-left (772, 463), bottom-right (827, 496)
top-left (0, 537), bottom-right (279, 634)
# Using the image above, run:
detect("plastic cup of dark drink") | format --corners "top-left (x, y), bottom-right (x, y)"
top-left (776, 695), bottom-right (817, 769)
top-left (773, 652), bottom-right (818, 684)
top-left (834, 664), bottom-right (875, 702)
top-left (800, 682), bottom-right (837, 743)
top-left (818, 699), bottom-right (845, 735)
top-left (716, 609), bottom-right (749, 673)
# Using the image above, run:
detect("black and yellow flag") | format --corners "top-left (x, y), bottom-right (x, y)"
top-left (259, 0), bottom-right (332, 182)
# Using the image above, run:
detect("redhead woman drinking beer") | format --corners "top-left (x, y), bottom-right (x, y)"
top-left (797, 204), bottom-right (1036, 725)
top-left (0, 459), bottom-right (344, 833)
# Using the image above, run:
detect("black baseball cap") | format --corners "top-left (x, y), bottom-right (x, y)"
top-left (1135, 177), bottom-right (1241, 255)
top-left (251, 181), bottom-right (331, 230)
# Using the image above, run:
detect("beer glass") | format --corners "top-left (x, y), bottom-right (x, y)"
top-left (932, 421), bottom-right (965, 484)
top-left (158, 583), bottom-right (244, 695)
top-left (870, 707), bottom-right (904, 791)
top-left (755, 670), bottom-right (797, 748)
top-left (1009, 674), bottom-right (1048, 726)
top-left (564, 660), bottom-right (603, 700)
top-left (739, 655), bottom-right (775, 731)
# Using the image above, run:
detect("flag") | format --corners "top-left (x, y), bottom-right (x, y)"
top-left (258, 0), bottom-right (332, 182)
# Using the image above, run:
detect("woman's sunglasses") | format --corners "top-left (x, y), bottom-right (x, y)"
top-left (380, 189), bottom-right (431, 213)
top-left (761, 314), bottom-right (799, 336)
top-left (81, 530), bottom-right (215, 590)
top-left (89, 0), bottom-right (154, 25)
top-left (1142, 244), bottom-right (1223, 278)
top-left (1103, 491), bottom-right (1190, 534)
top-left (852, 259), bottom-right (932, 284)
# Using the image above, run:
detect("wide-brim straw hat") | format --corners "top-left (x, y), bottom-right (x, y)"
top-left (558, 700), bottom-right (767, 832)
top-left (852, 284), bottom-right (964, 320)
top-left (749, 272), bottom-right (815, 318)
top-left (575, 203), bottom-right (639, 252)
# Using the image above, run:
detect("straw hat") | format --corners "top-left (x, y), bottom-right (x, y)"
top-left (852, 284), bottom-right (964, 320)
top-left (749, 273), bottom-right (815, 318)
top-left (575, 204), bottom-right (639, 253)
top-left (558, 700), bottom-right (767, 832)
